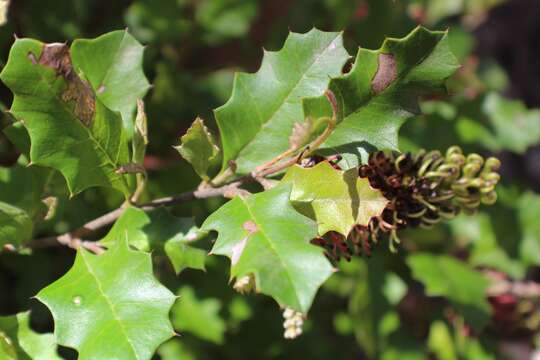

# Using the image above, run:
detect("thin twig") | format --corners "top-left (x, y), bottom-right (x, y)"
top-left (29, 180), bottom-right (246, 251)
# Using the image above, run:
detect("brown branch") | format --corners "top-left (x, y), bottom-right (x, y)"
top-left (29, 180), bottom-right (246, 251)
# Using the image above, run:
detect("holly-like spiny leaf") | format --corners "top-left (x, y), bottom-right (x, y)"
top-left (36, 237), bottom-right (176, 359)
top-left (281, 161), bottom-right (388, 236)
top-left (0, 38), bottom-right (135, 197)
top-left (202, 184), bottom-right (334, 313)
top-left (0, 311), bottom-right (61, 360)
top-left (175, 117), bottom-right (221, 181)
top-left (304, 26), bottom-right (460, 168)
top-left (70, 30), bottom-right (151, 135)
top-left (215, 28), bottom-right (349, 175)
top-left (100, 206), bottom-right (206, 274)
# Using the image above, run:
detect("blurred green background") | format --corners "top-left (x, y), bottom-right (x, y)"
top-left (1, 0), bottom-right (540, 359)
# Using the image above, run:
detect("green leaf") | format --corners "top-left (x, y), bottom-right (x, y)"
top-left (449, 214), bottom-right (524, 279)
top-left (175, 117), bottom-right (221, 181)
top-left (281, 161), bottom-right (388, 235)
top-left (0, 201), bottom-right (33, 249)
top-left (517, 192), bottom-right (540, 267)
top-left (407, 253), bottom-right (491, 332)
top-left (0, 39), bottom-right (134, 197)
top-left (457, 92), bottom-right (540, 154)
top-left (0, 164), bottom-right (48, 218)
top-left (215, 29), bottom-right (349, 174)
top-left (0, 311), bottom-right (61, 360)
top-left (171, 287), bottom-right (226, 344)
top-left (305, 26), bottom-right (459, 167)
top-left (427, 321), bottom-right (457, 360)
top-left (202, 184), bottom-right (333, 313)
top-left (36, 237), bottom-right (176, 359)
top-left (100, 206), bottom-right (206, 274)
top-left (195, 0), bottom-right (258, 44)
top-left (71, 30), bottom-right (151, 135)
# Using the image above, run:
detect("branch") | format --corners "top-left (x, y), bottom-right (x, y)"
top-left (29, 180), bottom-right (246, 251)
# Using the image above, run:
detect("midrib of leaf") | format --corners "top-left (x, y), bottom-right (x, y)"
top-left (32, 69), bottom-right (128, 191)
top-left (235, 33), bottom-right (342, 160)
top-left (79, 251), bottom-right (139, 359)
top-left (241, 199), bottom-right (302, 309)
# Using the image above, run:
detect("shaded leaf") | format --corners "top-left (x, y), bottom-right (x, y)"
top-left (517, 192), bottom-right (540, 267)
top-left (0, 38), bottom-right (134, 197)
top-left (175, 117), bottom-right (220, 181)
top-left (202, 184), bottom-right (333, 313)
top-left (0, 201), bottom-right (33, 249)
top-left (215, 29), bottom-right (349, 174)
top-left (0, 311), bottom-right (61, 360)
top-left (457, 92), bottom-right (540, 154)
top-left (70, 30), bottom-right (151, 134)
top-left (171, 287), bottom-right (226, 344)
top-left (305, 26), bottom-right (459, 167)
top-left (36, 237), bottom-right (176, 359)
top-left (281, 161), bottom-right (388, 235)
top-left (100, 206), bottom-right (206, 274)
top-left (407, 253), bottom-right (491, 332)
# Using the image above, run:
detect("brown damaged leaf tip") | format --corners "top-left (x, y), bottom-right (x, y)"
top-left (372, 53), bottom-right (397, 94)
top-left (34, 43), bottom-right (96, 126)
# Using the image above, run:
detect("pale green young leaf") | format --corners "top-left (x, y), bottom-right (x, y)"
top-left (36, 237), bottom-right (176, 360)
top-left (0, 39), bottom-right (134, 197)
top-left (71, 30), bottom-right (151, 135)
top-left (202, 184), bottom-right (333, 313)
top-left (281, 161), bottom-right (388, 235)
top-left (175, 117), bottom-right (220, 181)
top-left (171, 287), bottom-right (226, 344)
top-left (215, 29), bottom-right (349, 174)
top-left (407, 253), bottom-right (491, 332)
top-left (304, 27), bottom-right (459, 167)
top-left (100, 206), bottom-right (206, 274)
top-left (0, 311), bottom-right (61, 360)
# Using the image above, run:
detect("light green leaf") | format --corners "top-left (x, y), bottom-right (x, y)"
top-left (202, 184), bottom-right (333, 313)
top-left (517, 192), bottom-right (540, 267)
top-left (215, 29), bottom-right (349, 174)
top-left (305, 26), bottom-right (459, 167)
top-left (457, 93), bottom-right (540, 153)
top-left (428, 321), bottom-right (457, 360)
top-left (449, 214), bottom-right (524, 278)
top-left (36, 237), bottom-right (176, 360)
top-left (485, 93), bottom-right (540, 153)
top-left (195, 0), bottom-right (257, 44)
top-left (175, 117), bottom-right (221, 181)
top-left (71, 30), bottom-right (151, 134)
top-left (0, 201), bottom-right (33, 249)
top-left (281, 161), bottom-right (388, 235)
top-left (100, 206), bottom-right (206, 274)
top-left (0, 311), bottom-right (61, 360)
top-left (407, 253), bottom-right (491, 332)
top-left (171, 287), bottom-right (226, 344)
top-left (0, 38), bottom-right (134, 197)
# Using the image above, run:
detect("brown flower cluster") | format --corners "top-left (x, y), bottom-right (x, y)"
top-left (311, 146), bottom-right (501, 262)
